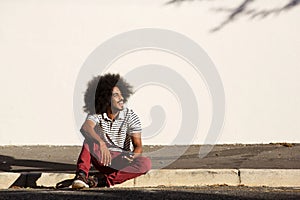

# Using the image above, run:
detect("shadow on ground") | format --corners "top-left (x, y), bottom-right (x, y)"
top-left (0, 155), bottom-right (76, 188)
top-left (0, 187), bottom-right (300, 200)
top-left (0, 155), bottom-right (76, 172)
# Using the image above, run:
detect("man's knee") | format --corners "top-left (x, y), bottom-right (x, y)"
top-left (136, 156), bottom-right (152, 173)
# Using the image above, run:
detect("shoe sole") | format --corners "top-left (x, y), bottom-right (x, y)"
top-left (72, 180), bottom-right (89, 189)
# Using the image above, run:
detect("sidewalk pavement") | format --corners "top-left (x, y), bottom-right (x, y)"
top-left (0, 143), bottom-right (299, 189)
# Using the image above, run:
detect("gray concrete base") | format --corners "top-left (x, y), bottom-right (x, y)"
top-left (0, 173), bottom-right (21, 189)
top-left (240, 169), bottom-right (300, 187)
top-left (133, 169), bottom-right (239, 187)
top-left (1, 169), bottom-right (300, 189)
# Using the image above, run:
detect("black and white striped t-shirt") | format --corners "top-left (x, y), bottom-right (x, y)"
top-left (86, 107), bottom-right (142, 152)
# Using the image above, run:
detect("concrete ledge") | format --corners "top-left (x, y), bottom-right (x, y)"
top-left (134, 169), bottom-right (240, 187)
top-left (36, 173), bottom-right (74, 188)
top-left (1, 169), bottom-right (300, 189)
top-left (240, 169), bottom-right (300, 187)
top-left (0, 172), bottom-right (21, 189)
top-left (35, 173), bottom-right (135, 188)
top-left (112, 179), bottom-right (135, 188)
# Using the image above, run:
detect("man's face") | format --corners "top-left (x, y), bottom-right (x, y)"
top-left (111, 86), bottom-right (124, 111)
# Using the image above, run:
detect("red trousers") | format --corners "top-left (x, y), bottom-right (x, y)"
top-left (76, 140), bottom-right (152, 187)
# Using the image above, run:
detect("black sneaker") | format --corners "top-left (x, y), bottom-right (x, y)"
top-left (72, 172), bottom-right (89, 189)
top-left (87, 175), bottom-right (98, 188)
top-left (95, 173), bottom-right (108, 187)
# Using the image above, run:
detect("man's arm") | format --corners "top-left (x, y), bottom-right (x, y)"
top-left (81, 120), bottom-right (111, 166)
top-left (131, 132), bottom-right (143, 158)
top-left (123, 132), bottom-right (143, 163)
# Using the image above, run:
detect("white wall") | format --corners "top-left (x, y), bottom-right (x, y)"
top-left (0, 0), bottom-right (299, 145)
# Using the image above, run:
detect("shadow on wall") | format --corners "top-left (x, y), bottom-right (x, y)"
top-left (165, 0), bottom-right (300, 32)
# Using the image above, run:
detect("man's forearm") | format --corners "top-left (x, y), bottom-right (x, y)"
top-left (81, 122), bottom-right (112, 166)
top-left (80, 125), bottom-right (106, 147)
top-left (132, 146), bottom-right (143, 158)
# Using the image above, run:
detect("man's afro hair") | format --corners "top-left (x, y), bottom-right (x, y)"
top-left (83, 73), bottom-right (133, 114)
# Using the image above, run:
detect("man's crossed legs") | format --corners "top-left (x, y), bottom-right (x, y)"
top-left (73, 141), bottom-right (152, 188)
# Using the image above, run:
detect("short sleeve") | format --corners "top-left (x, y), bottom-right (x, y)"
top-left (86, 114), bottom-right (99, 125)
top-left (128, 110), bottom-right (142, 134)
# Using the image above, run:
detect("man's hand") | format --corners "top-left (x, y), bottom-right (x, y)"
top-left (99, 142), bottom-right (111, 166)
top-left (122, 153), bottom-right (134, 163)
